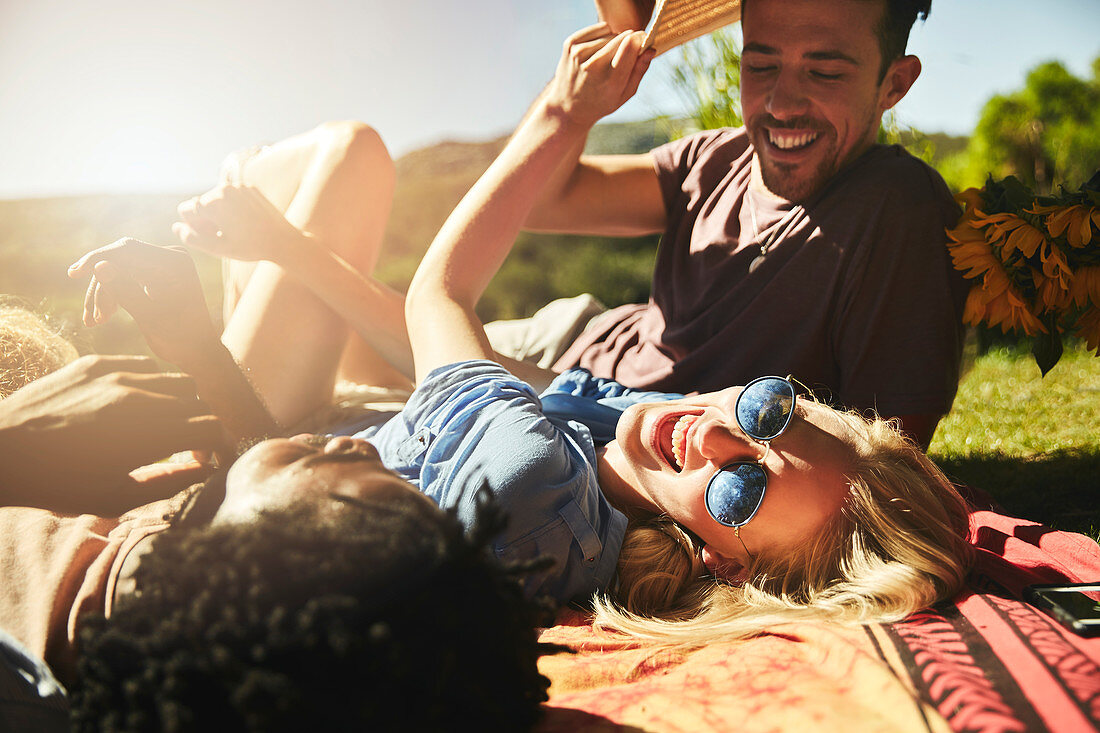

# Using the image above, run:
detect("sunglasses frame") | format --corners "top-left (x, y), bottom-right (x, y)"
top-left (704, 376), bottom-right (798, 532)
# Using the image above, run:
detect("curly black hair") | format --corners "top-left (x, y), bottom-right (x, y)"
top-left (69, 490), bottom-right (555, 732)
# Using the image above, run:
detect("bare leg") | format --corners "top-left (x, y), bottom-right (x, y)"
top-left (229, 126), bottom-right (414, 392)
top-left (218, 121), bottom-right (408, 428)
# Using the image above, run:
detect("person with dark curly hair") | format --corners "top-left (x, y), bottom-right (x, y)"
top-left (0, 330), bottom-right (552, 731)
top-left (69, 488), bottom-right (553, 732)
top-left (0, 417), bottom-right (552, 731)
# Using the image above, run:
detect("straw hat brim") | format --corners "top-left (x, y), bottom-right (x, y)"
top-left (643, 0), bottom-right (742, 56)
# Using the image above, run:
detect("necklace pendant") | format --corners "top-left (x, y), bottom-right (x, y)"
top-left (748, 254), bottom-right (767, 273)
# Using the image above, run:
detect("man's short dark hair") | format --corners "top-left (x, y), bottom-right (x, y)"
top-left (70, 493), bottom-right (554, 731)
top-left (875, 0), bottom-right (931, 77)
top-left (740, 0), bottom-right (932, 79)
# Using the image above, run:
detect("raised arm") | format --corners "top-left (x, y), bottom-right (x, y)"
top-left (406, 26), bottom-right (654, 384)
top-left (520, 3), bottom-right (665, 238)
top-left (524, 152), bottom-right (667, 236)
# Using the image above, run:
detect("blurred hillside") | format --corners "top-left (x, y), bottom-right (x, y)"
top-left (0, 120), bottom-right (670, 357)
top-left (0, 194), bottom-right (222, 357)
top-left (896, 130), bottom-right (969, 171)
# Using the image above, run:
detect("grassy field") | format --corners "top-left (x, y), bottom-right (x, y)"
top-left (929, 342), bottom-right (1100, 540)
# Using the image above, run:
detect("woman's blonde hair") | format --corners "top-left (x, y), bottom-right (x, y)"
top-left (598, 409), bottom-right (973, 644)
top-left (0, 299), bottom-right (79, 398)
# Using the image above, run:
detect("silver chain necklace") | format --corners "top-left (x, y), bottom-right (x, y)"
top-left (746, 191), bottom-right (801, 273)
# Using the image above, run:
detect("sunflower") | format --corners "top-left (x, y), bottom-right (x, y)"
top-left (1070, 266), bottom-right (1100, 309)
top-left (945, 171), bottom-right (1099, 374)
top-left (954, 187), bottom-right (985, 216)
top-left (976, 212), bottom-right (1046, 260)
top-left (965, 266), bottom-right (1046, 336)
top-left (1033, 268), bottom-right (1073, 312)
top-left (1045, 204), bottom-right (1100, 248)
top-left (946, 223), bottom-right (1000, 280)
top-left (1036, 239), bottom-right (1073, 288)
top-left (1073, 307), bottom-right (1100, 354)
top-left (1029, 203), bottom-right (1062, 217)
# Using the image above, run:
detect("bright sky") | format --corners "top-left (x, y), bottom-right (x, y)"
top-left (1, 0), bottom-right (1097, 198)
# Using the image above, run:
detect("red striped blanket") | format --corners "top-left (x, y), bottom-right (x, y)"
top-left (538, 510), bottom-right (1100, 732)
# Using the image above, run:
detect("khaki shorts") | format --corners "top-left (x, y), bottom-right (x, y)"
top-left (484, 293), bottom-right (607, 369)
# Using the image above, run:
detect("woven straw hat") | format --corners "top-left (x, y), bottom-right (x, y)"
top-left (643, 0), bottom-right (741, 56)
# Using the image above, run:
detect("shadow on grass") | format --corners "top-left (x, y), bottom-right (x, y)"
top-left (932, 448), bottom-right (1100, 539)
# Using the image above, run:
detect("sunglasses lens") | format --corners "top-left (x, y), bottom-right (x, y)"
top-left (736, 377), bottom-right (795, 441)
top-left (705, 464), bottom-right (767, 527)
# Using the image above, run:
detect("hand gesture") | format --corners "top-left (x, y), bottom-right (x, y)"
top-left (68, 239), bottom-right (220, 372)
top-left (0, 355), bottom-right (223, 515)
top-left (174, 183), bottom-right (304, 264)
top-left (544, 24), bottom-right (654, 129)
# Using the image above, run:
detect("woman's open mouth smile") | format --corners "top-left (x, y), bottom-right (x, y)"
top-left (652, 412), bottom-right (702, 472)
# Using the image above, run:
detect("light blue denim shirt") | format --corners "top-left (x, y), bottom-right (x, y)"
top-left (354, 361), bottom-right (679, 604)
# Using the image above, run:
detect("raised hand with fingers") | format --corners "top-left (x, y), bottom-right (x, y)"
top-left (0, 354), bottom-right (224, 515)
top-left (67, 239), bottom-right (281, 446)
top-left (544, 24), bottom-right (654, 130)
top-left (68, 239), bottom-right (220, 373)
top-left (174, 183), bottom-right (306, 264)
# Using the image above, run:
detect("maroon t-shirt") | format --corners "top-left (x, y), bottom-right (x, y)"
top-left (555, 127), bottom-right (967, 418)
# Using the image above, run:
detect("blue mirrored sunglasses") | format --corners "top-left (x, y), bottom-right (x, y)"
top-left (704, 376), bottom-right (797, 532)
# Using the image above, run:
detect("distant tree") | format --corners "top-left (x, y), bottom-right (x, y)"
top-left (666, 28), bottom-right (743, 135)
top-left (944, 58), bottom-right (1100, 194)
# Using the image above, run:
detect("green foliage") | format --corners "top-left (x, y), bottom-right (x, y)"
top-left (878, 112), bottom-right (942, 168)
top-left (583, 119), bottom-right (673, 155)
top-left (945, 58), bottom-right (1100, 194)
top-left (666, 28), bottom-right (743, 135)
top-left (476, 233), bottom-right (658, 322)
top-left (929, 343), bottom-right (1100, 538)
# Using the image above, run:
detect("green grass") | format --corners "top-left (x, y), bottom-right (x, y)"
top-left (929, 342), bottom-right (1100, 540)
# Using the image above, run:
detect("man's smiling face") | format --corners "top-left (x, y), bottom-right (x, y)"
top-left (740, 0), bottom-right (918, 202)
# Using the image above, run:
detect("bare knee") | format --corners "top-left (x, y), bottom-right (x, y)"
top-left (317, 121), bottom-right (395, 183)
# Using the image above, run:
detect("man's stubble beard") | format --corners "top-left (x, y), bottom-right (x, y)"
top-left (756, 150), bottom-right (836, 203)
top-left (747, 108), bottom-right (882, 203)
